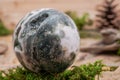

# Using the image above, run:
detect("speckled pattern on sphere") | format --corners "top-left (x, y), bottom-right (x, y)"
top-left (13, 8), bottom-right (80, 73)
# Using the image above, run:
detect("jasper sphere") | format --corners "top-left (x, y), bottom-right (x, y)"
top-left (13, 9), bottom-right (80, 73)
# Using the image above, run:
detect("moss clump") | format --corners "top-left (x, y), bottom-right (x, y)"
top-left (0, 20), bottom-right (12, 36)
top-left (0, 61), bottom-right (104, 80)
top-left (65, 11), bottom-right (93, 31)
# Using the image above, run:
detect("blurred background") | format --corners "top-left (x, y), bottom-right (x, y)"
top-left (0, 0), bottom-right (103, 30)
top-left (0, 0), bottom-right (120, 79)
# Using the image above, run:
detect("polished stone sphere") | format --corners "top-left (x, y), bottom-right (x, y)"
top-left (13, 8), bottom-right (80, 73)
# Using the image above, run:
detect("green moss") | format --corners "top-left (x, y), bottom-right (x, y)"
top-left (0, 20), bottom-right (12, 36)
top-left (117, 40), bottom-right (120, 56)
top-left (80, 30), bottom-right (101, 39)
top-left (118, 49), bottom-right (120, 55)
top-left (65, 11), bottom-right (93, 31)
top-left (0, 61), bottom-right (104, 80)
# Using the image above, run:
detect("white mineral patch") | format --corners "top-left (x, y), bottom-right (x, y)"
top-left (54, 23), bottom-right (80, 57)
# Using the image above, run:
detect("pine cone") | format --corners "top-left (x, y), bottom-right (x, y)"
top-left (95, 0), bottom-right (120, 30)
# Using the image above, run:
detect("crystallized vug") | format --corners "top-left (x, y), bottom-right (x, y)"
top-left (13, 9), bottom-right (80, 73)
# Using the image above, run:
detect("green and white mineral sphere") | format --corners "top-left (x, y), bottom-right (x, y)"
top-left (13, 8), bottom-right (80, 73)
